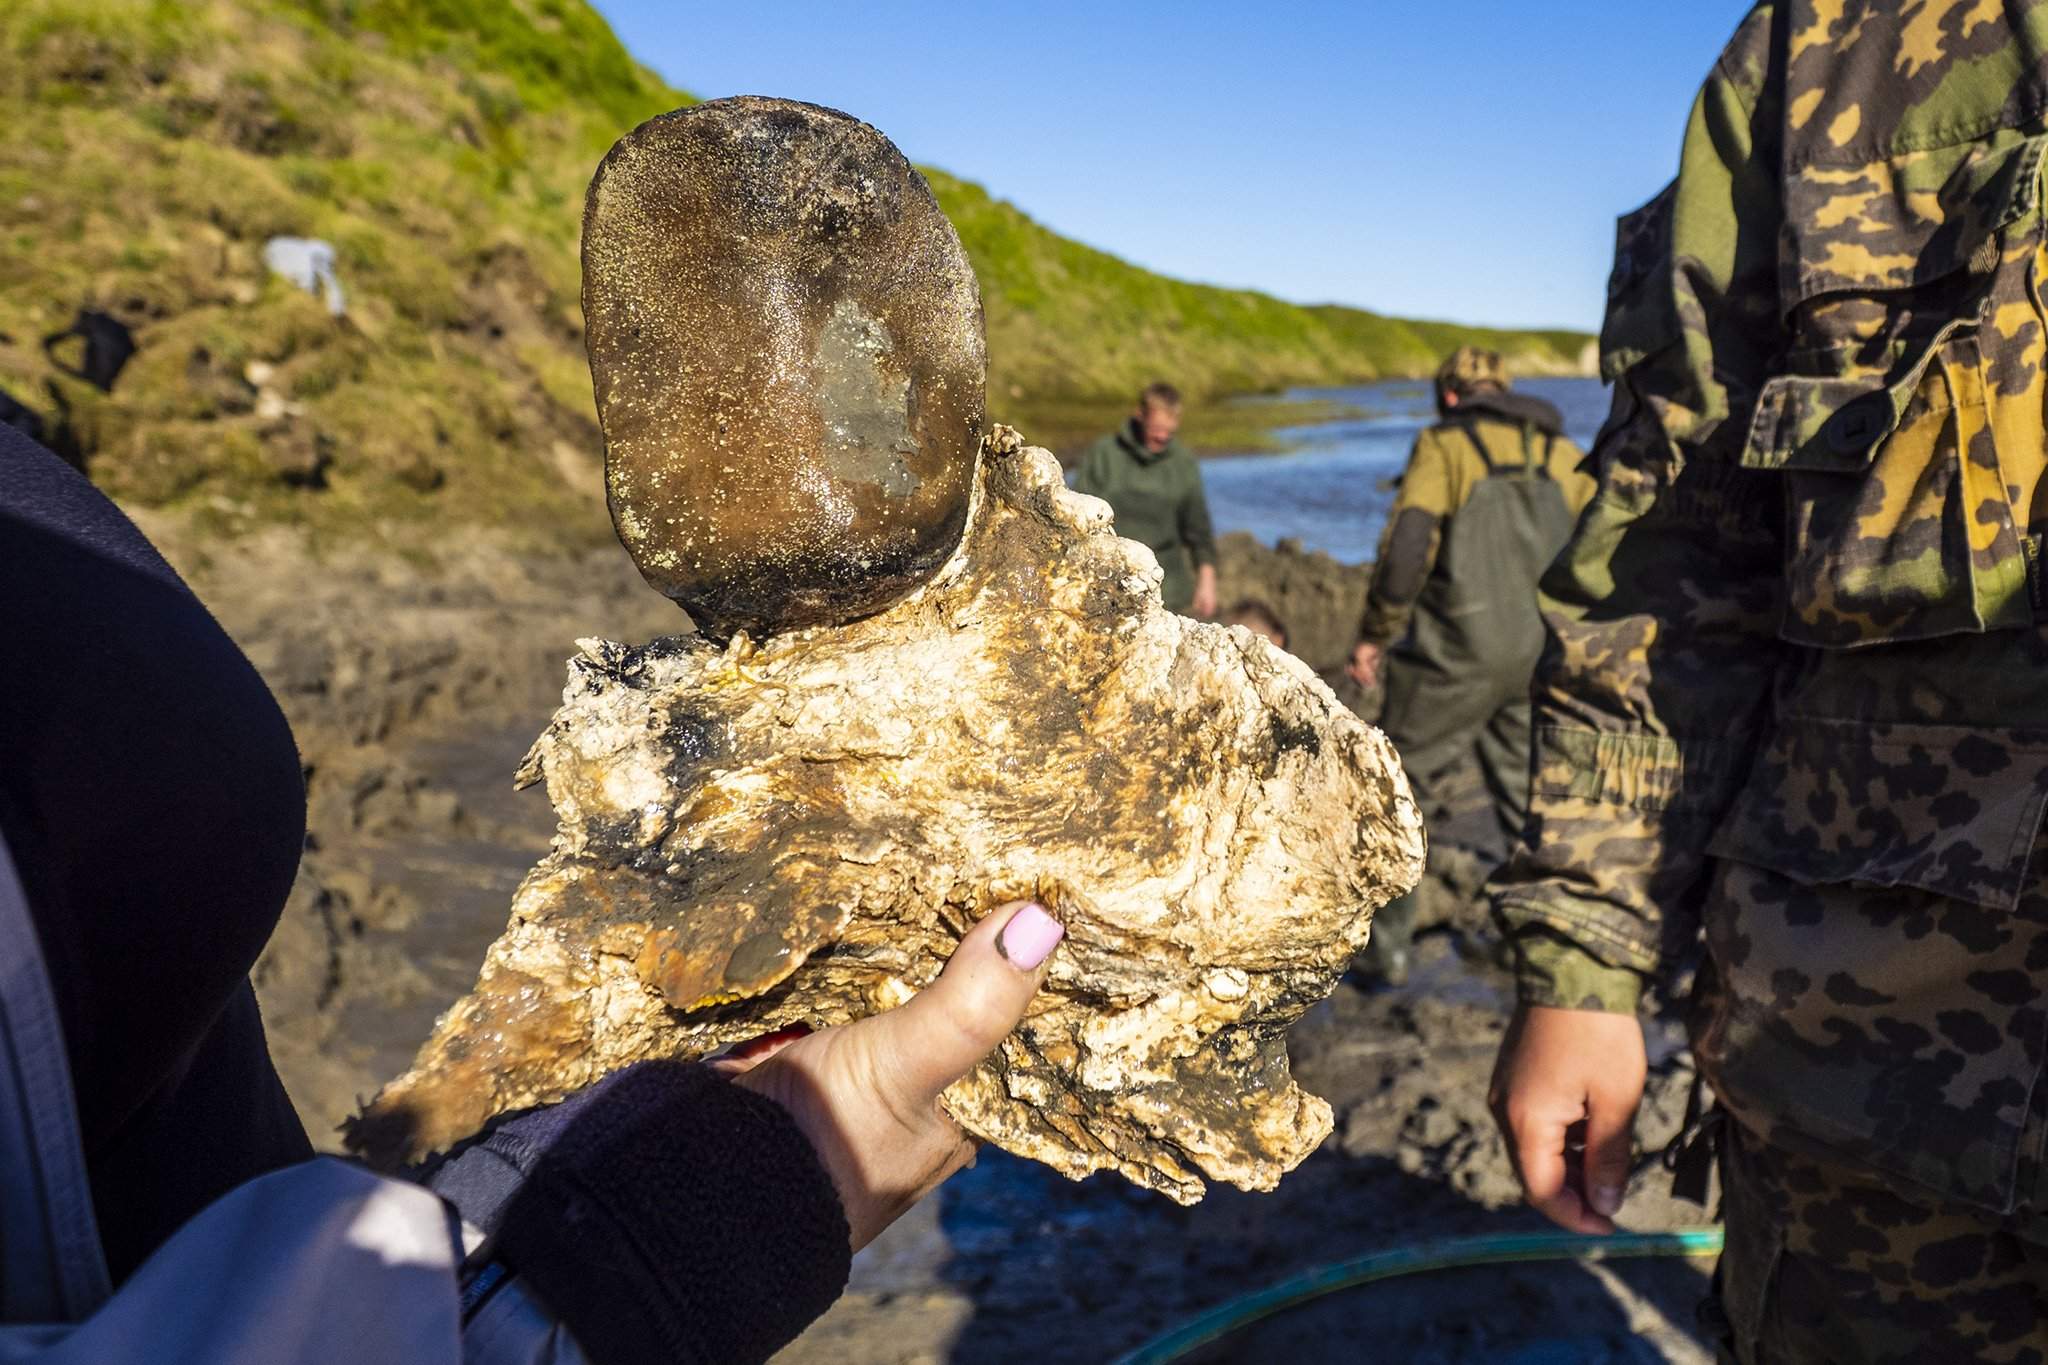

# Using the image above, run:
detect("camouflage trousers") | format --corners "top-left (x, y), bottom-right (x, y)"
top-left (1707, 1117), bottom-right (2048, 1364)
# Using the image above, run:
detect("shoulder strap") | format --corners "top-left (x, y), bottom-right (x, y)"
top-left (41, 318), bottom-right (86, 383)
top-left (1458, 419), bottom-right (1498, 474)
top-left (1463, 416), bottom-right (1554, 480)
top-left (1518, 423), bottom-right (1557, 482)
top-left (0, 829), bottom-right (112, 1323)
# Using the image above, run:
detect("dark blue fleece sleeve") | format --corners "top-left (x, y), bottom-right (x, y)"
top-left (431, 1060), bottom-right (851, 1365)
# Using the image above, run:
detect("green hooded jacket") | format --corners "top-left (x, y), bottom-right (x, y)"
top-left (1070, 422), bottom-right (1217, 613)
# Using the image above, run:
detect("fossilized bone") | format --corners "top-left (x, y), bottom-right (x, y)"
top-left (348, 98), bottom-right (1423, 1203)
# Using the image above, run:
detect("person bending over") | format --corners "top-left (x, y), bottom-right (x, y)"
top-left (1223, 597), bottom-right (1288, 651)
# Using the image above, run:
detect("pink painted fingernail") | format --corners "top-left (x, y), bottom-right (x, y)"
top-left (996, 902), bottom-right (1063, 969)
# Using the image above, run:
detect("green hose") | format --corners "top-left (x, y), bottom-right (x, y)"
top-left (1108, 1226), bottom-right (1726, 1365)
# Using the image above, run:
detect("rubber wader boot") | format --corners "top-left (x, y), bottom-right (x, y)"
top-left (1358, 890), bottom-right (1416, 986)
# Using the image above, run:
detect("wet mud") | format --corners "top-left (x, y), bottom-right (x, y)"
top-left (150, 515), bottom-right (1714, 1362)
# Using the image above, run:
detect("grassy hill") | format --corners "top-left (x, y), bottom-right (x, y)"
top-left (0, 0), bottom-right (1589, 542)
top-left (931, 170), bottom-right (1587, 408)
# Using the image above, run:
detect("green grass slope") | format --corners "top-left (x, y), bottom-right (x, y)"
top-left (0, 0), bottom-right (1589, 540)
top-left (932, 171), bottom-right (1588, 407)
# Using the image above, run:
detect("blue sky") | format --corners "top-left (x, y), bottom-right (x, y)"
top-left (590, 2), bottom-right (1755, 333)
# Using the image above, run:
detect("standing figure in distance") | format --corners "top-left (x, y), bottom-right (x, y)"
top-left (1071, 381), bottom-right (1219, 618)
top-left (1490, 6), bottom-right (2048, 1360)
top-left (1347, 347), bottom-right (1591, 984)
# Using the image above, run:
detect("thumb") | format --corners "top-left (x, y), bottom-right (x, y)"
top-left (868, 900), bottom-right (1062, 1103)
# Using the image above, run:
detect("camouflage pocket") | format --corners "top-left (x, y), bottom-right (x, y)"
top-left (1707, 715), bottom-right (2048, 911)
top-left (1698, 715), bottom-right (2048, 1210)
top-left (1740, 132), bottom-right (2048, 649)
top-left (1750, 330), bottom-right (2036, 647)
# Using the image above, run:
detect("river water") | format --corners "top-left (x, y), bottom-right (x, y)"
top-left (1201, 377), bottom-right (1611, 564)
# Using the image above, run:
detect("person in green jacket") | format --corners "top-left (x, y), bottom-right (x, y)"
top-left (1071, 382), bottom-right (1218, 617)
top-left (1346, 347), bottom-right (1591, 984)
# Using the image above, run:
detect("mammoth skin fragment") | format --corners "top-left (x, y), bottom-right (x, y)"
top-left (585, 97), bottom-right (987, 640)
top-left (350, 433), bottom-right (1425, 1204)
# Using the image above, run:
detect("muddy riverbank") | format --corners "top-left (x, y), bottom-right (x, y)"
top-left (136, 497), bottom-right (1712, 1364)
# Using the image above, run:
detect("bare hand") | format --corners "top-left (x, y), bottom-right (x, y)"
top-left (716, 901), bottom-right (1063, 1250)
top-left (1192, 565), bottom-right (1219, 619)
top-left (1488, 1004), bottom-right (1646, 1235)
top-left (1346, 641), bottom-right (1382, 689)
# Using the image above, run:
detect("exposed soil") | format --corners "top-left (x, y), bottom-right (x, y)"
top-left (146, 513), bottom-right (1718, 1363)
top-left (130, 509), bottom-right (680, 1140)
top-left (777, 940), bottom-right (1716, 1365)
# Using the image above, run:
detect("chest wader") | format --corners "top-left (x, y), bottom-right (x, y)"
top-left (1359, 420), bottom-right (1579, 984)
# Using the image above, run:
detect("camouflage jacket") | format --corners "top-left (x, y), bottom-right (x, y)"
top-left (1492, 1), bottom-right (2048, 1215)
top-left (1356, 394), bottom-right (1592, 651)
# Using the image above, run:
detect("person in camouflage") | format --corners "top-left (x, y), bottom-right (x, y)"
top-left (1488, 4), bottom-right (2048, 1360)
top-left (1347, 347), bottom-right (1591, 983)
